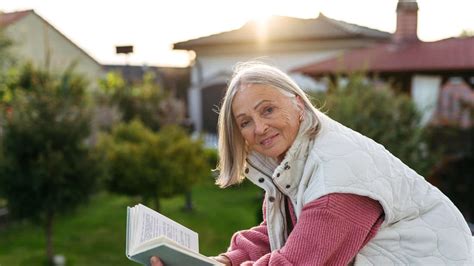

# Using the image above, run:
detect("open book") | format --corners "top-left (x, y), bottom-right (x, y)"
top-left (126, 204), bottom-right (223, 265)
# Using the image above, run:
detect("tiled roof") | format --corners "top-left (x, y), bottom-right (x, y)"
top-left (174, 14), bottom-right (391, 49)
top-left (0, 10), bottom-right (31, 27)
top-left (295, 37), bottom-right (474, 75)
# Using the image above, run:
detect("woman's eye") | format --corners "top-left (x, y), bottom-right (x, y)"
top-left (263, 107), bottom-right (274, 114)
top-left (240, 121), bottom-right (249, 128)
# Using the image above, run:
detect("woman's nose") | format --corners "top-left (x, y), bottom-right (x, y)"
top-left (254, 118), bottom-right (268, 135)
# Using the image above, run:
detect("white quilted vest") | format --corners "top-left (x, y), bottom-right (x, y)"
top-left (245, 111), bottom-right (473, 265)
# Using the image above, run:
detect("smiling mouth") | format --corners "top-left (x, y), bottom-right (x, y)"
top-left (260, 133), bottom-right (279, 146)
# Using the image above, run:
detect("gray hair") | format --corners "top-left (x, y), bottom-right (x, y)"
top-left (216, 61), bottom-right (321, 188)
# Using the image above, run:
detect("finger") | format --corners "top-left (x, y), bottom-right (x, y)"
top-left (150, 256), bottom-right (163, 266)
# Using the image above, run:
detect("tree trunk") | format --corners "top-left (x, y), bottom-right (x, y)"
top-left (154, 195), bottom-right (161, 212)
top-left (182, 191), bottom-right (194, 212)
top-left (45, 211), bottom-right (54, 265)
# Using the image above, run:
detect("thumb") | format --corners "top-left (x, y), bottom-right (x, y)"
top-left (150, 256), bottom-right (164, 266)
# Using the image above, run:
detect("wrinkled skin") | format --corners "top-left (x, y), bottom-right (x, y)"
top-left (232, 84), bottom-right (303, 162)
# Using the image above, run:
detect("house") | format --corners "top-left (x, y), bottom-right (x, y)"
top-left (173, 14), bottom-right (392, 134)
top-left (294, 0), bottom-right (474, 128)
top-left (294, 1), bottom-right (473, 223)
top-left (0, 9), bottom-right (103, 83)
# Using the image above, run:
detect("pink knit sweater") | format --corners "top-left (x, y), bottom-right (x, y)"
top-left (223, 193), bottom-right (384, 265)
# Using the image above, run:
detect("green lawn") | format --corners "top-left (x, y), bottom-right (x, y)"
top-left (0, 179), bottom-right (261, 265)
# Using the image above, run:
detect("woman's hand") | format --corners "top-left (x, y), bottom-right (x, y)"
top-left (150, 254), bottom-right (231, 266)
top-left (210, 255), bottom-right (231, 266)
top-left (149, 256), bottom-right (163, 266)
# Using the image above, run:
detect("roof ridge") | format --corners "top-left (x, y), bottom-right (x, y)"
top-left (0, 9), bottom-right (34, 18)
top-left (0, 9), bottom-right (34, 15)
top-left (319, 14), bottom-right (390, 36)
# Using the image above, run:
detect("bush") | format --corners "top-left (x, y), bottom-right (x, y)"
top-left (427, 126), bottom-right (473, 221)
top-left (97, 120), bottom-right (211, 210)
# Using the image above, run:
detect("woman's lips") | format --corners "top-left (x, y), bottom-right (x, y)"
top-left (260, 133), bottom-right (279, 146)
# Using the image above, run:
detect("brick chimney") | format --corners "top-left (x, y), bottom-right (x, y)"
top-left (394, 0), bottom-right (419, 43)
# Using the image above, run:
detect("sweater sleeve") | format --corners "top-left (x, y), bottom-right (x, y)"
top-left (221, 199), bottom-right (271, 265)
top-left (238, 193), bottom-right (384, 266)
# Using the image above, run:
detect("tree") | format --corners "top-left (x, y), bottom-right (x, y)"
top-left (98, 120), bottom-right (210, 211)
top-left (0, 64), bottom-right (100, 265)
top-left (158, 126), bottom-right (211, 212)
top-left (309, 75), bottom-right (437, 176)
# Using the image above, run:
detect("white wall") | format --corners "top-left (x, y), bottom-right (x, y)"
top-left (187, 85), bottom-right (203, 133)
top-left (411, 75), bottom-right (442, 125)
top-left (191, 50), bottom-right (341, 85)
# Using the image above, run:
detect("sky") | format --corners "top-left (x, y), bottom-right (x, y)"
top-left (1, 0), bottom-right (473, 67)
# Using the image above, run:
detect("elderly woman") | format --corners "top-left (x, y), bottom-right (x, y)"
top-left (151, 62), bottom-right (472, 265)
top-left (210, 61), bottom-right (472, 265)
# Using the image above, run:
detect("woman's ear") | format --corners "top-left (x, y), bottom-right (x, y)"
top-left (295, 95), bottom-right (305, 122)
top-left (295, 95), bottom-right (305, 113)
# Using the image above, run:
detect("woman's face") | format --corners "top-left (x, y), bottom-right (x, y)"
top-left (232, 84), bottom-right (303, 161)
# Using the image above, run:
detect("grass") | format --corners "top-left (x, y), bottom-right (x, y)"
top-left (0, 179), bottom-right (261, 266)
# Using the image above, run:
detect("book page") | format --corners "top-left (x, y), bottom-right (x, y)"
top-left (132, 204), bottom-right (199, 253)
